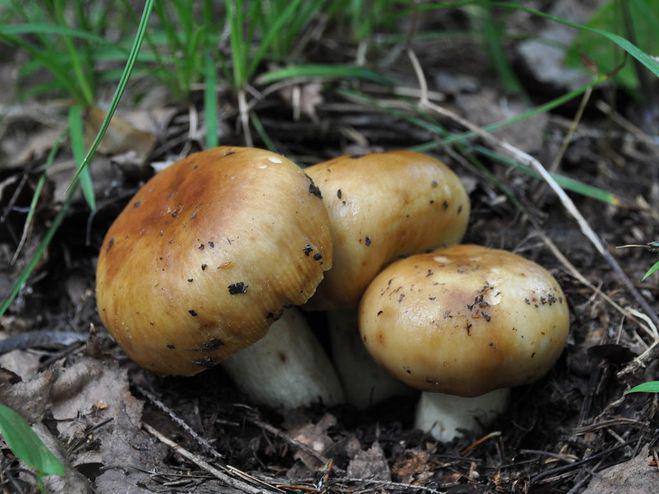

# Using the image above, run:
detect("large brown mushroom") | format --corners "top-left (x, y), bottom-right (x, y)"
top-left (96, 146), bottom-right (344, 407)
top-left (359, 245), bottom-right (569, 441)
top-left (305, 151), bottom-right (470, 407)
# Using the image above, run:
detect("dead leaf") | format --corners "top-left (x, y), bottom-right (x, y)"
top-left (47, 156), bottom-right (120, 204)
top-left (279, 83), bottom-right (324, 122)
top-left (50, 358), bottom-right (141, 449)
top-left (9, 126), bottom-right (65, 167)
top-left (47, 357), bottom-right (167, 490)
top-left (455, 88), bottom-right (548, 152)
top-left (582, 446), bottom-right (657, 494)
top-left (85, 106), bottom-right (157, 168)
top-left (347, 442), bottom-right (391, 481)
top-left (288, 413), bottom-right (336, 469)
top-left (0, 365), bottom-right (56, 423)
top-left (392, 449), bottom-right (433, 485)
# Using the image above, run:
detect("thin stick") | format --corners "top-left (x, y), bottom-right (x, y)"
top-left (539, 232), bottom-right (655, 338)
top-left (340, 478), bottom-right (445, 493)
top-left (238, 89), bottom-right (254, 146)
top-left (617, 340), bottom-right (659, 380)
top-left (407, 49), bottom-right (658, 328)
top-left (595, 101), bottom-right (658, 150)
top-left (549, 85), bottom-right (592, 173)
top-left (143, 423), bottom-right (277, 494)
top-left (134, 384), bottom-right (223, 460)
top-left (243, 413), bottom-right (332, 466)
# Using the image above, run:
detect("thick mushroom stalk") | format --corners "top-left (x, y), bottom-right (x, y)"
top-left (359, 245), bottom-right (570, 440)
top-left (305, 151), bottom-right (470, 407)
top-left (222, 309), bottom-right (344, 408)
top-left (96, 146), bottom-right (339, 407)
top-left (329, 310), bottom-right (413, 408)
top-left (415, 389), bottom-right (510, 442)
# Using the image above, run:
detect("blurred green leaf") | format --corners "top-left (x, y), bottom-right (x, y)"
top-left (625, 381), bottom-right (659, 394)
top-left (258, 64), bottom-right (393, 85)
top-left (642, 260), bottom-right (659, 281)
top-left (566, 0), bottom-right (659, 91)
top-left (0, 404), bottom-right (66, 478)
top-left (68, 105), bottom-right (96, 211)
top-left (204, 50), bottom-right (218, 148)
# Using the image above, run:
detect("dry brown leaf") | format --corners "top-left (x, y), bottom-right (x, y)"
top-left (455, 89), bottom-right (548, 152)
top-left (582, 446), bottom-right (657, 494)
top-left (347, 442), bottom-right (391, 481)
top-left (288, 413), bottom-right (336, 469)
top-left (85, 106), bottom-right (157, 166)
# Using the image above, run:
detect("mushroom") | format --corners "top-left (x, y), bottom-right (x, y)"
top-left (96, 146), bottom-right (344, 407)
top-left (359, 244), bottom-right (569, 441)
top-left (222, 308), bottom-right (344, 408)
top-left (305, 151), bottom-right (470, 407)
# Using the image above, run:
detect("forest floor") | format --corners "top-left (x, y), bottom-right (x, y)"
top-left (0, 2), bottom-right (657, 493)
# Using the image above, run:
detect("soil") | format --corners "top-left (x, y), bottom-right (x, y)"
top-left (0, 4), bottom-right (657, 493)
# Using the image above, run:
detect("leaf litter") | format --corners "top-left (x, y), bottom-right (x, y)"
top-left (0, 2), bottom-right (657, 493)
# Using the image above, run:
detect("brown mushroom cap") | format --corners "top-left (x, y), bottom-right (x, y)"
top-left (305, 151), bottom-right (470, 309)
top-left (96, 147), bottom-right (332, 375)
top-left (359, 245), bottom-right (569, 397)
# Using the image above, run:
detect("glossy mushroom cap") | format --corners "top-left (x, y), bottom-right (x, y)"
top-left (359, 245), bottom-right (569, 397)
top-left (305, 151), bottom-right (470, 309)
top-left (96, 147), bottom-right (332, 375)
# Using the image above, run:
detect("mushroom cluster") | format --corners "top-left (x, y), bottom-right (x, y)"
top-left (96, 146), bottom-right (569, 440)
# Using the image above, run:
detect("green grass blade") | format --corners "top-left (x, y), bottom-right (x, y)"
top-left (473, 146), bottom-right (621, 206)
top-left (12, 129), bottom-right (67, 264)
top-left (204, 50), bottom-right (218, 148)
top-left (641, 260), bottom-right (659, 281)
top-left (0, 404), bottom-right (65, 478)
top-left (407, 1), bottom-right (659, 77)
top-left (0, 23), bottom-right (124, 48)
top-left (0, 196), bottom-right (72, 317)
top-left (412, 76), bottom-right (605, 150)
top-left (479, 0), bottom-right (525, 96)
top-left (1, 0), bottom-right (155, 317)
top-left (337, 87), bottom-right (620, 206)
top-left (226, 0), bottom-right (248, 88)
top-left (54, 0), bottom-right (94, 105)
top-left (491, 1), bottom-right (659, 77)
top-left (246, 0), bottom-right (303, 79)
top-left (258, 64), bottom-right (394, 85)
top-left (250, 112), bottom-right (278, 152)
top-left (625, 381), bottom-right (659, 394)
top-left (1, 33), bottom-right (83, 101)
top-left (68, 0), bottom-right (154, 189)
top-left (68, 105), bottom-right (95, 210)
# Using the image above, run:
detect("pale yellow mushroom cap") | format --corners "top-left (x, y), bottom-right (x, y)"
top-left (96, 147), bottom-right (332, 375)
top-left (305, 151), bottom-right (470, 309)
top-left (359, 245), bottom-right (569, 397)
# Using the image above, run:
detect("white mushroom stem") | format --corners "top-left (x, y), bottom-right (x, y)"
top-left (221, 308), bottom-right (345, 409)
top-left (415, 388), bottom-right (510, 442)
top-left (329, 309), bottom-right (414, 409)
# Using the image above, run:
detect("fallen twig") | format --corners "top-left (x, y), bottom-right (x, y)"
top-left (339, 477), bottom-right (447, 493)
top-left (617, 340), bottom-right (659, 380)
top-left (238, 407), bottom-right (332, 466)
top-left (539, 233), bottom-right (655, 338)
top-left (134, 383), bottom-right (224, 460)
top-left (143, 423), bottom-right (280, 494)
